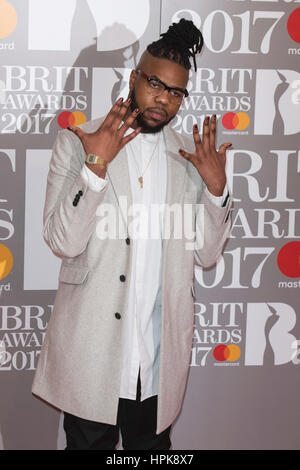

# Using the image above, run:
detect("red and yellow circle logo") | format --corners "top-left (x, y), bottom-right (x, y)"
top-left (57, 111), bottom-right (86, 129)
top-left (0, 0), bottom-right (17, 39)
top-left (287, 8), bottom-right (300, 44)
top-left (277, 241), bottom-right (300, 278)
top-left (213, 344), bottom-right (241, 362)
top-left (222, 112), bottom-right (250, 131)
top-left (0, 244), bottom-right (13, 280)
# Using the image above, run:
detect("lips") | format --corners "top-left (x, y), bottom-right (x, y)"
top-left (147, 109), bottom-right (167, 121)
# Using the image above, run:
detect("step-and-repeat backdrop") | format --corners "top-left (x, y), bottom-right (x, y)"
top-left (0, 0), bottom-right (299, 450)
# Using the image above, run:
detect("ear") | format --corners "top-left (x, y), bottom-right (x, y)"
top-left (129, 69), bottom-right (137, 93)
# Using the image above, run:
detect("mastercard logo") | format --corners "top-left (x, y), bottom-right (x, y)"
top-left (0, 244), bottom-right (13, 280)
top-left (277, 241), bottom-right (300, 278)
top-left (213, 344), bottom-right (241, 362)
top-left (287, 8), bottom-right (300, 44)
top-left (57, 111), bottom-right (87, 129)
top-left (0, 0), bottom-right (17, 39)
top-left (222, 112), bottom-right (250, 130)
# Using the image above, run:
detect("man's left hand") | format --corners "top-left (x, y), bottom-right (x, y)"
top-left (178, 115), bottom-right (232, 197)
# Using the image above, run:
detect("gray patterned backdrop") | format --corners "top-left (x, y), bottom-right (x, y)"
top-left (0, 0), bottom-right (300, 450)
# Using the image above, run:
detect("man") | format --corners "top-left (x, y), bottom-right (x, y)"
top-left (32, 19), bottom-right (232, 450)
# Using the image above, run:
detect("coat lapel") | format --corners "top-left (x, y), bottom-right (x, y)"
top-left (162, 124), bottom-right (188, 242)
top-left (105, 147), bottom-right (133, 233)
top-left (163, 124), bottom-right (188, 203)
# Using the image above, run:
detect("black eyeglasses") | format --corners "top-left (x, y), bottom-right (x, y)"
top-left (136, 69), bottom-right (189, 102)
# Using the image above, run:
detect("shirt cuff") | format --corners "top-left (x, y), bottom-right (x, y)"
top-left (81, 164), bottom-right (108, 192)
top-left (205, 183), bottom-right (229, 207)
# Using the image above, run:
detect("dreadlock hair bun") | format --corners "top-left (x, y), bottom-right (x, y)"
top-left (147, 18), bottom-right (204, 71)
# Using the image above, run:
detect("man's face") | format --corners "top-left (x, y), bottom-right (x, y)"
top-left (129, 52), bottom-right (189, 134)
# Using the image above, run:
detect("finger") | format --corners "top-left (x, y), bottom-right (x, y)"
top-left (101, 97), bottom-right (124, 128)
top-left (112, 97), bottom-right (133, 130)
top-left (218, 142), bottom-right (232, 163)
top-left (193, 124), bottom-right (203, 154)
top-left (218, 142), bottom-right (232, 155)
top-left (121, 126), bottom-right (142, 147)
top-left (119, 107), bottom-right (140, 135)
top-left (178, 148), bottom-right (195, 163)
top-left (67, 124), bottom-right (86, 140)
top-left (209, 114), bottom-right (217, 150)
top-left (202, 115), bottom-right (210, 151)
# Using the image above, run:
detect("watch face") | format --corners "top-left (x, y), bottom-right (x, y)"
top-left (87, 153), bottom-right (96, 163)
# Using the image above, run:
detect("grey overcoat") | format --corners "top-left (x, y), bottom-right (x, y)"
top-left (32, 117), bottom-right (232, 434)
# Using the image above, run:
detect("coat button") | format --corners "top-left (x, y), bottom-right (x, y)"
top-left (125, 237), bottom-right (130, 245)
top-left (115, 312), bottom-right (121, 319)
top-left (72, 200), bottom-right (78, 206)
top-left (119, 275), bottom-right (126, 282)
top-left (78, 190), bottom-right (83, 196)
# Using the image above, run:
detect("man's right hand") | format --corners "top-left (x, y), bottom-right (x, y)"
top-left (67, 97), bottom-right (141, 177)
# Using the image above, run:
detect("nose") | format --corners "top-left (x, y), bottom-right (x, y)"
top-left (154, 88), bottom-right (170, 105)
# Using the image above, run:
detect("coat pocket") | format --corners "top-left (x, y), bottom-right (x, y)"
top-left (58, 265), bottom-right (89, 284)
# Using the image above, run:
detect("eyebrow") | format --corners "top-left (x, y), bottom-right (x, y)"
top-left (148, 74), bottom-right (186, 92)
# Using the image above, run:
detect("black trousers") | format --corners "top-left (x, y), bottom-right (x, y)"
top-left (63, 373), bottom-right (172, 450)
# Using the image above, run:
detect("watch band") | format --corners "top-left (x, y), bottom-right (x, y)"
top-left (86, 153), bottom-right (109, 167)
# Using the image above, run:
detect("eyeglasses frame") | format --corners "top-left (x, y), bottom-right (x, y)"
top-left (136, 69), bottom-right (189, 100)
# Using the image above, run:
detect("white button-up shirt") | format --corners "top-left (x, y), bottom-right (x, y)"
top-left (81, 128), bottom-right (227, 401)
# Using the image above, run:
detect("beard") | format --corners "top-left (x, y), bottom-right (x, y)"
top-left (129, 89), bottom-right (176, 134)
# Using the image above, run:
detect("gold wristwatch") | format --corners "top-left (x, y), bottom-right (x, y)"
top-left (85, 153), bottom-right (109, 167)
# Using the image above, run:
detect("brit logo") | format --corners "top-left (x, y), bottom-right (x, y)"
top-left (245, 303), bottom-right (297, 366)
top-left (28, 0), bottom-right (150, 51)
top-left (254, 69), bottom-right (300, 136)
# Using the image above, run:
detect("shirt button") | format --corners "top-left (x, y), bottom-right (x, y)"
top-left (125, 237), bottom-right (130, 245)
top-left (115, 312), bottom-right (121, 320)
top-left (119, 275), bottom-right (126, 282)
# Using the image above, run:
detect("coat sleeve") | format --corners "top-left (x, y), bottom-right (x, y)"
top-left (193, 186), bottom-right (232, 268)
top-left (42, 129), bottom-right (108, 259)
